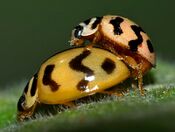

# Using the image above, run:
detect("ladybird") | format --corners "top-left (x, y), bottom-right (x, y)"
top-left (70, 15), bottom-right (156, 95)
top-left (17, 47), bottom-right (130, 121)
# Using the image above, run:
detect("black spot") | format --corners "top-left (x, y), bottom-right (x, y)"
top-left (77, 80), bottom-right (89, 91)
top-left (129, 25), bottom-right (145, 52)
top-left (83, 18), bottom-right (91, 25)
top-left (74, 25), bottom-right (83, 38)
top-left (110, 17), bottom-right (124, 35)
top-left (43, 65), bottom-right (60, 92)
top-left (101, 58), bottom-right (116, 74)
top-left (147, 40), bottom-right (154, 53)
top-left (24, 82), bottom-right (29, 94)
top-left (17, 95), bottom-right (25, 111)
top-left (69, 50), bottom-right (94, 91)
top-left (30, 74), bottom-right (38, 97)
top-left (91, 17), bottom-right (102, 29)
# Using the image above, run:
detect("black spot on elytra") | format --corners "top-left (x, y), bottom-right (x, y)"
top-left (147, 40), bottom-right (154, 53)
top-left (110, 17), bottom-right (124, 35)
top-left (91, 17), bottom-right (102, 29)
top-left (30, 74), bottom-right (38, 97)
top-left (74, 25), bottom-right (83, 38)
top-left (69, 50), bottom-right (94, 91)
top-left (129, 25), bottom-right (145, 52)
top-left (17, 94), bottom-right (25, 111)
top-left (101, 58), bottom-right (116, 74)
top-left (43, 65), bottom-right (60, 92)
top-left (77, 80), bottom-right (89, 91)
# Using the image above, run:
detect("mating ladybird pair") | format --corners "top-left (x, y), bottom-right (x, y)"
top-left (17, 15), bottom-right (156, 121)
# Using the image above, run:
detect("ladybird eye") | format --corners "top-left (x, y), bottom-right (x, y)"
top-left (74, 25), bottom-right (83, 38)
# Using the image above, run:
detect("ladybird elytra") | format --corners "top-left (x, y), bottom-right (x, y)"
top-left (17, 47), bottom-right (130, 121)
top-left (38, 47), bottom-right (130, 104)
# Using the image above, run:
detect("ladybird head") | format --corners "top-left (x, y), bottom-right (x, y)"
top-left (70, 17), bottom-right (102, 46)
top-left (17, 74), bottom-right (38, 121)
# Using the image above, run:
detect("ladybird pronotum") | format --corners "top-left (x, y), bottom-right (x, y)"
top-left (17, 47), bottom-right (130, 121)
top-left (70, 15), bottom-right (156, 95)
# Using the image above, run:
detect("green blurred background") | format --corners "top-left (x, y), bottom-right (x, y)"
top-left (0, 0), bottom-right (174, 86)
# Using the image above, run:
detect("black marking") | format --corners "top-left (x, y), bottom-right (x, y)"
top-left (110, 17), bottom-right (124, 35)
top-left (69, 50), bottom-right (94, 91)
top-left (17, 94), bottom-right (25, 111)
top-left (91, 17), bottom-right (102, 29)
top-left (77, 80), bottom-right (89, 91)
top-left (147, 40), bottom-right (154, 53)
top-left (129, 25), bottom-right (145, 52)
top-left (69, 50), bottom-right (94, 76)
top-left (83, 18), bottom-right (91, 25)
top-left (24, 82), bottom-right (29, 94)
top-left (74, 25), bottom-right (83, 38)
top-left (43, 65), bottom-right (60, 92)
top-left (101, 58), bottom-right (116, 74)
top-left (30, 74), bottom-right (38, 97)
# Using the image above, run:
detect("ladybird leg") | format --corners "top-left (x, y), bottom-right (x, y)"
top-left (131, 78), bottom-right (138, 93)
top-left (137, 64), bottom-right (144, 95)
top-left (123, 57), bottom-right (144, 95)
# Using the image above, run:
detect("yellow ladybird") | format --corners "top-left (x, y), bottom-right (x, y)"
top-left (17, 47), bottom-right (130, 121)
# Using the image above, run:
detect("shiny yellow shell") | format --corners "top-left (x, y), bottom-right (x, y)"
top-left (17, 47), bottom-right (130, 121)
top-left (38, 47), bottom-right (130, 104)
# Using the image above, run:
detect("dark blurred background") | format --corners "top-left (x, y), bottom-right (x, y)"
top-left (0, 0), bottom-right (174, 86)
